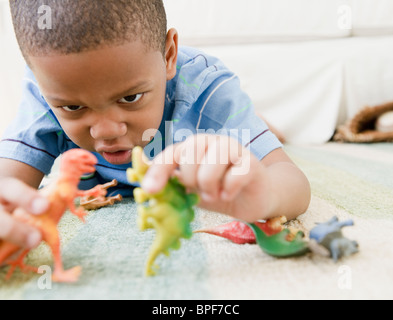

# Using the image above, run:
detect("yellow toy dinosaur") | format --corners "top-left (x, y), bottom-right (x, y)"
top-left (127, 147), bottom-right (199, 276)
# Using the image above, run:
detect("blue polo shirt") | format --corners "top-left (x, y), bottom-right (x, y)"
top-left (0, 46), bottom-right (282, 197)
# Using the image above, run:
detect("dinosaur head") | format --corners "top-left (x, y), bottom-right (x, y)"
top-left (60, 149), bottom-right (98, 177)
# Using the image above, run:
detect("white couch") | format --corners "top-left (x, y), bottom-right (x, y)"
top-left (2, 0), bottom-right (393, 143)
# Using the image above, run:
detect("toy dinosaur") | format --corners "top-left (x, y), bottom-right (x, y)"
top-left (80, 179), bottom-right (122, 210)
top-left (0, 149), bottom-right (106, 283)
top-left (197, 216), bottom-right (358, 261)
top-left (195, 215), bottom-right (309, 257)
top-left (127, 146), bottom-right (199, 276)
top-left (194, 216), bottom-right (287, 244)
top-left (309, 216), bottom-right (359, 261)
top-left (246, 222), bottom-right (310, 257)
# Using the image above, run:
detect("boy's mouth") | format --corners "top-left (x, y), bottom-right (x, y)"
top-left (101, 150), bottom-right (132, 165)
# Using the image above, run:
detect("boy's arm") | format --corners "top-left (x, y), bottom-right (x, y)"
top-left (141, 135), bottom-right (311, 222)
top-left (0, 158), bottom-right (44, 189)
top-left (260, 148), bottom-right (311, 221)
top-left (195, 147), bottom-right (311, 221)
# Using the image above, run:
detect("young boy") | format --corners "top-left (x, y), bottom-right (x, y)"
top-left (0, 0), bottom-right (310, 249)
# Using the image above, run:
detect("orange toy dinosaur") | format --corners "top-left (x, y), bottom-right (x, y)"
top-left (0, 149), bottom-right (106, 283)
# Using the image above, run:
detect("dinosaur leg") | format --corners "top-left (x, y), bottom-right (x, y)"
top-left (143, 221), bottom-right (179, 277)
top-left (77, 183), bottom-right (108, 199)
top-left (80, 194), bottom-right (122, 210)
top-left (135, 206), bottom-right (160, 275)
top-left (134, 188), bottom-right (150, 203)
top-left (144, 235), bottom-right (181, 276)
top-left (137, 206), bottom-right (155, 230)
top-left (144, 240), bottom-right (163, 276)
top-left (104, 194), bottom-right (122, 205)
top-left (91, 179), bottom-right (118, 192)
top-left (68, 200), bottom-right (89, 223)
top-left (330, 239), bottom-right (341, 262)
top-left (76, 182), bottom-right (114, 213)
top-left (5, 249), bottom-right (38, 280)
top-left (44, 229), bottom-right (81, 283)
top-left (0, 243), bottom-right (20, 266)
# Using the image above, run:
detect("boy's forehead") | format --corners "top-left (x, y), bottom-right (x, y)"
top-left (29, 41), bottom-right (163, 75)
top-left (30, 40), bottom-right (158, 62)
top-left (28, 41), bottom-right (166, 100)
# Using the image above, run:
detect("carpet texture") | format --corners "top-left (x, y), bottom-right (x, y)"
top-left (1, 142), bottom-right (393, 300)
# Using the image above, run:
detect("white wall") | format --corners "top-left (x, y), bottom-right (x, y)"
top-left (0, 0), bottom-right (25, 137)
top-left (2, 1), bottom-right (393, 143)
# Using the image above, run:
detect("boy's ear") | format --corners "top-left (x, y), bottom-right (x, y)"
top-left (165, 28), bottom-right (178, 81)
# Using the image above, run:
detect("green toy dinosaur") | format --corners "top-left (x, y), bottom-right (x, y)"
top-left (246, 223), bottom-right (310, 257)
top-left (127, 146), bottom-right (199, 276)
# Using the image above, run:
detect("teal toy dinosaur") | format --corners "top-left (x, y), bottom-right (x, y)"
top-left (127, 147), bottom-right (199, 276)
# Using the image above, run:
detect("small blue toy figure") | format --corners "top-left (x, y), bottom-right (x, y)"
top-left (309, 216), bottom-right (359, 262)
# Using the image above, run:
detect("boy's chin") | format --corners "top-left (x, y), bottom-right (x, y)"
top-left (101, 150), bottom-right (132, 165)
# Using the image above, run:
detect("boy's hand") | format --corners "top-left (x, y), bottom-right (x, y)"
top-left (0, 178), bottom-right (49, 248)
top-left (141, 135), bottom-right (276, 222)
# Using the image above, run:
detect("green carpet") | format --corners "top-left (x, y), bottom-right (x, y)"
top-left (1, 142), bottom-right (393, 300)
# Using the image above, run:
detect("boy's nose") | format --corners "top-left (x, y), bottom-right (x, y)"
top-left (90, 119), bottom-right (127, 141)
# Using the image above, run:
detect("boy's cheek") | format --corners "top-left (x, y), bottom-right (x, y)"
top-left (58, 124), bottom-right (93, 149)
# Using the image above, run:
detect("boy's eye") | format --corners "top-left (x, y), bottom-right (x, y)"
top-left (118, 93), bottom-right (143, 104)
top-left (61, 105), bottom-right (85, 112)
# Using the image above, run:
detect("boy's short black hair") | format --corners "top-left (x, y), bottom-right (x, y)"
top-left (9, 0), bottom-right (167, 61)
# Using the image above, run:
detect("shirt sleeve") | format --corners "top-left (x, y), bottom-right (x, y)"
top-left (198, 72), bottom-right (282, 160)
top-left (172, 49), bottom-right (282, 160)
top-left (0, 66), bottom-right (67, 175)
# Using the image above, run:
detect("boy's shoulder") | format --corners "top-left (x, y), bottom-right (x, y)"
top-left (171, 46), bottom-right (232, 103)
top-left (177, 46), bottom-right (223, 73)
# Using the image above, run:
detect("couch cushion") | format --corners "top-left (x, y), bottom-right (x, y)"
top-left (351, 0), bottom-right (393, 36)
top-left (199, 36), bottom-right (393, 143)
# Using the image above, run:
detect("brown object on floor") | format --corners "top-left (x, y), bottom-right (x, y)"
top-left (80, 179), bottom-right (123, 210)
top-left (334, 101), bottom-right (393, 143)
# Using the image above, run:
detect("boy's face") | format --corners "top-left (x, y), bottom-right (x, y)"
top-left (28, 34), bottom-right (177, 165)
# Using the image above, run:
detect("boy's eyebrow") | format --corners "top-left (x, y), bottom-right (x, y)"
top-left (109, 80), bottom-right (153, 100)
top-left (45, 96), bottom-right (79, 104)
top-left (45, 81), bottom-right (153, 104)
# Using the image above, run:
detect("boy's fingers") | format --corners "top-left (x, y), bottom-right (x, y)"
top-left (0, 178), bottom-right (49, 215)
top-left (142, 135), bottom-right (245, 196)
top-left (176, 137), bottom-right (207, 190)
top-left (221, 160), bottom-right (253, 201)
top-left (143, 135), bottom-right (214, 194)
top-left (221, 151), bottom-right (259, 202)
top-left (197, 138), bottom-right (231, 200)
top-left (141, 143), bottom-right (180, 194)
top-left (198, 137), bottom-right (251, 200)
top-left (0, 210), bottom-right (42, 248)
